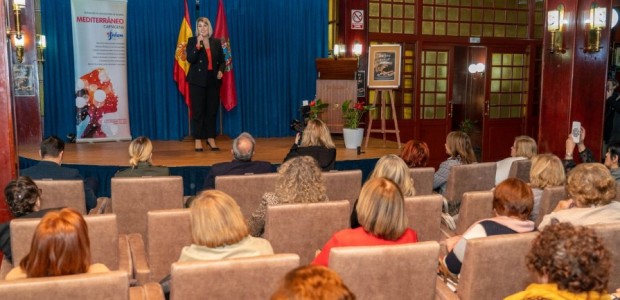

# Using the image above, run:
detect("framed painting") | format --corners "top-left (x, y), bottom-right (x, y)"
top-left (367, 44), bottom-right (402, 88)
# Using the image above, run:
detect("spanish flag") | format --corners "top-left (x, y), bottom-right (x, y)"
top-left (214, 0), bottom-right (238, 111)
top-left (173, 0), bottom-right (192, 108)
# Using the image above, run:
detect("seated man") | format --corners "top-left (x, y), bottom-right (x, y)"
top-left (20, 136), bottom-right (97, 210)
top-left (203, 132), bottom-right (274, 190)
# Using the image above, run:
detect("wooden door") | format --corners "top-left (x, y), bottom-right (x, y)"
top-left (482, 47), bottom-right (530, 162)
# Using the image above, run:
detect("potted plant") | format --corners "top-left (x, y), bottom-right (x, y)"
top-left (341, 99), bottom-right (375, 149)
top-left (308, 99), bottom-right (329, 120)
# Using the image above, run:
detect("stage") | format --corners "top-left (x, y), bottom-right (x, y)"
top-left (18, 136), bottom-right (401, 197)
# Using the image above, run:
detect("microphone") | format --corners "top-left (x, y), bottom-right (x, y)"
top-left (200, 40), bottom-right (204, 49)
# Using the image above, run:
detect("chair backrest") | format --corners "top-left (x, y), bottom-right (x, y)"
top-left (215, 173), bottom-right (278, 219)
top-left (456, 232), bottom-right (537, 300)
top-left (507, 159), bottom-right (532, 183)
top-left (145, 209), bottom-right (192, 283)
top-left (329, 242), bottom-right (440, 300)
top-left (323, 170), bottom-right (362, 208)
top-left (10, 214), bottom-right (121, 271)
top-left (615, 183), bottom-right (620, 201)
top-left (534, 186), bottom-right (567, 227)
top-left (264, 200), bottom-right (350, 265)
top-left (455, 191), bottom-right (495, 235)
top-left (34, 179), bottom-right (86, 214)
top-left (0, 270), bottom-right (130, 300)
top-left (169, 254), bottom-right (300, 300)
top-left (444, 162), bottom-right (496, 204)
top-left (404, 195), bottom-right (442, 241)
top-left (409, 167), bottom-right (435, 196)
top-left (111, 176), bottom-right (184, 237)
top-left (588, 221), bottom-right (620, 292)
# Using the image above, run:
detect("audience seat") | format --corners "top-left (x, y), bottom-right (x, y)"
top-left (215, 173), bottom-right (278, 219)
top-left (8, 214), bottom-right (132, 279)
top-left (169, 254), bottom-right (299, 300)
top-left (533, 186), bottom-right (567, 227)
top-left (323, 170), bottom-right (362, 208)
top-left (129, 209), bottom-right (191, 285)
top-left (111, 176), bottom-right (184, 238)
top-left (442, 191), bottom-right (495, 238)
top-left (435, 232), bottom-right (537, 300)
top-left (0, 271), bottom-right (163, 300)
top-left (263, 200), bottom-right (350, 265)
top-left (329, 242), bottom-right (440, 300)
top-left (404, 195), bottom-right (442, 241)
top-left (34, 179), bottom-right (87, 214)
top-left (507, 159), bottom-right (531, 183)
top-left (588, 221), bottom-right (620, 292)
top-left (443, 162), bottom-right (496, 215)
top-left (409, 167), bottom-right (435, 196)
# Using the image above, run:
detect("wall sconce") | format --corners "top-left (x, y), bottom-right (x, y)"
top-left (352, 41), bottom-right (362, 57)
top-left (36, 34), bottom-right (46, 63)
top-left (585, 4), bottom-right (606, 52)
top-left (6, 0), bottom-right (26, 39)
top-left (547, 4), bottom-right (566, 53)
top-left (468, 63), bottom-right (485, 74)
top-left (333, 44), bottom-right (346, 59)
top-left (13, 35), bottom-right (25, 63)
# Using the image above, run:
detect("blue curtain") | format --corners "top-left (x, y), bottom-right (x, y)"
top-left (40, 0), bottom-right (327, 140)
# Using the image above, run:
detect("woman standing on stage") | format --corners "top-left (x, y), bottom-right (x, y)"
top-left (186, 17), bottom-right (225, 152)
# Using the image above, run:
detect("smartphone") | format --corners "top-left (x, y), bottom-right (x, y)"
top-left (571, 121), bottom-right (581, 143)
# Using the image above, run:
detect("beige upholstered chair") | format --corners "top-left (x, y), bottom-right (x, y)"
top-left (0, 271), bottom-right (163, 300)
top-left (111, 176), bottom-right (184, 238)
top-left (329, 242), bottom-right (440, 300)
top-left (263, 200), bottom-right (350, 265)
top-left (129, 209), bottom-right (191, 285)
top-left (169, 254), bottom-right (299, 300)
top-left (588, 221), bottom-right (620, 292)
top-left (507, 159), bottom-right (532, 183)
top-left (404, 195), bottom-right (442, 241)
top-left (447, 191), bottom-right (495, 237)
top-left (443, 162), bottom-right (496, 213)
top-left (9, 214), bottom-right (132, 278)
top-left (614, 183), bottom-right (620, 201)
top-left (435, 232), bottom-right (538, 300)
top-left (34, 179), bottom-right (87, 214)
top-left (409, 167), bottom-right (435, 196)
top-left (323, 169), bottom-right (362, 208)
top-left (215, 173), bottom-right (278, 219)
top-left (534, 186), bottom-right (567, 227)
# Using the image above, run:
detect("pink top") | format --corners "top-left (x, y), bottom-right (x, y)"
top-left (312, 227), bottom-right (418, 266)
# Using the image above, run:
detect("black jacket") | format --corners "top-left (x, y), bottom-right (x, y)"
top-left (186, 36), bottom-right (225, 87)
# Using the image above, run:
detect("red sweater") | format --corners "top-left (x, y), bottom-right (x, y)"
top-left (312, 227), bottom-right (418, 266)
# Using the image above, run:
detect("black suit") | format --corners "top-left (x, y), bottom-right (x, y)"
top-left (203, 160), bottom-right (275, 190)
top-left (20, 161), bottom-right (97, 210)
top-left (186, 36), bottom-right (226, 139)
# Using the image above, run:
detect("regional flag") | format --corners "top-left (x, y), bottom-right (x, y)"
top-left (214, 0), bottom-right (238, 111)
top-left (173, 0), bottom-right (192, 108)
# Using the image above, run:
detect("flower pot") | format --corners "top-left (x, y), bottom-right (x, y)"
top-left (343, 128), bottom-right (364, 149)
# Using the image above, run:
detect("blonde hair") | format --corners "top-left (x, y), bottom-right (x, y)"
top-left (275, 156), bottom-right (327, 203)
top-left (446, 131), bottom-right (477, 164)
top-left (128, 136), bottom-right (153, 167)
top-left (301, 119), bottom-right (336, 149)
top-left (190, 190), bottom-right (248, 248)
top-left (567, 163), bottom-right (616, 207)
top-left (368, 154), bottom-right (415, 197)
top-left (513, 136), bottom-right (537, 159)
top-left (356, 178), bottom-right (408, 240)
top-left (196, 17), bottom-right (213, 37)
top-left (529, 154), bottom-right (565, 189)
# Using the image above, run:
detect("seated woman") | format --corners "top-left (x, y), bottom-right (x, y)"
top-left (495, 135), bottom-right (537, 185)
top-left (179, 190), bottom-right (273, 262)
top-left (528, 153), bottom-right (565, 222)
top-left (433, 131), bottom-right (477, 195)
top-left (350, 154), bottom-right (415, 228)
top-left (5, 208), bottom-right (109, 280)
top-left (399, 139), bottom-right (430, 168)
top-left (312, 177), bottom-right (418, 267)
top-left (248, 156), bottom-right (327, 237)
top-left (115, 136), bottom-right (169, 177)
top-left (505, 222), bottom-right (612, 300)
top-left (1, 176), bottom-right (60, 264)
top-left (271, 265), bottom-right (355, 300)
top-left (538, 162), bottom-right (620, 229)
top-left (284, 119), bottom-right (336, 171)
top-left (442, 178), bottom-right (535, 276)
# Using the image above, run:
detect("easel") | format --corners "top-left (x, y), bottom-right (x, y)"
top-left (364, 89), bottom-right (401, 148)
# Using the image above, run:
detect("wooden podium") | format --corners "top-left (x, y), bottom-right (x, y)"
top-left (315, 58), bottom-right (358, 134)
